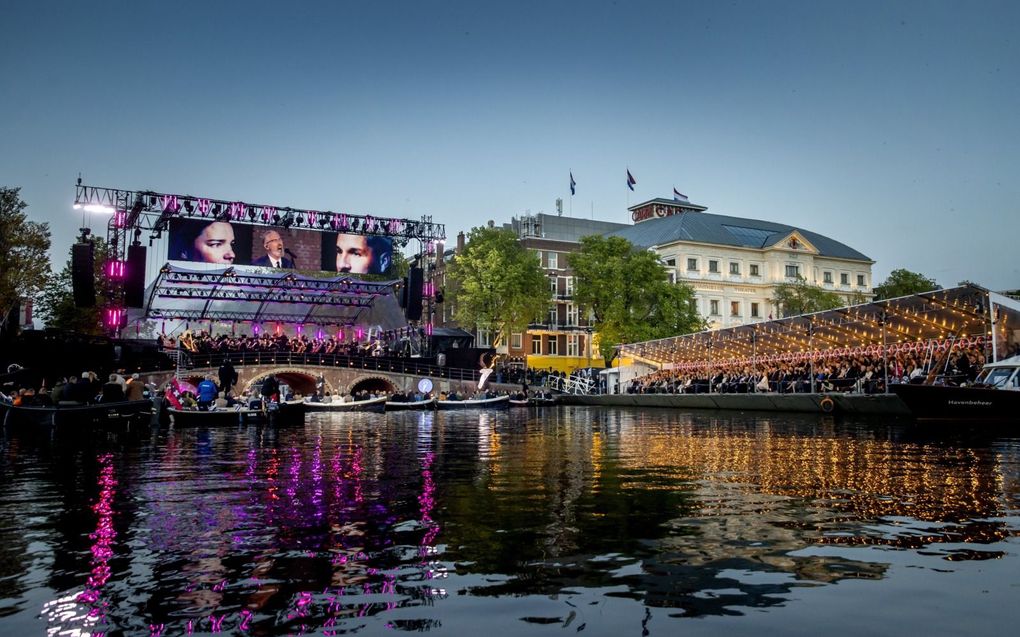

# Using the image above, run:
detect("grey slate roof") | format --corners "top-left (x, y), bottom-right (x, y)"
top-left (605, 211), bottom-right (872, 262)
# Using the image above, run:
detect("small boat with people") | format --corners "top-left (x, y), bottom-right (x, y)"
top-left (1, 398), bottom-right (153, 428)
top-left (890, 354), bottom-right (1020, 422)
top-left (435, 394), bottom-right (510, 410)
top-left (509, 393), bottom-right (558, 408)
top-left (304, 395), bottom-right (387, 413)
top-left (166, 400), bottom-right (305, 427)
top-left (385, 397), bottom-right (436, 411)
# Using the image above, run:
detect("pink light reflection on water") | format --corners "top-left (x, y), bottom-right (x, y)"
top-left (76, 453), bottom-right (118, 629)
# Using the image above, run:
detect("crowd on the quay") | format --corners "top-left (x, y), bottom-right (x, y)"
top-left (2, 370), bottom-right (150, 407)
top-left (626, 344), bottom-right (995, 395)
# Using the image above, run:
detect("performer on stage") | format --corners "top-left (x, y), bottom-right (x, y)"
top-left (252, 230), bottom-right (294, 268)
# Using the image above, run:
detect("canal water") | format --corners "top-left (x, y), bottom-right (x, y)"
top-left (1, 407), bottom-right (1018, 636)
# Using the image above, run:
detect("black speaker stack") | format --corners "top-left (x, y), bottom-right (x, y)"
top-left (405, 267), bottom-right (423, 321)
top-left (125, 244), bottom-right (147, 308)
top-left (71, 242), bottom-right (96, 308)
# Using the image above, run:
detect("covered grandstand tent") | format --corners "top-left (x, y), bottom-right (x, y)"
top-left (143, 263), bottom-right (407, 331)
top-left (620, 284), bottom-right (1020, 372)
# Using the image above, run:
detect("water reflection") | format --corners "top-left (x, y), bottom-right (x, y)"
top-left (0, 407), bottom-right (1017, 635)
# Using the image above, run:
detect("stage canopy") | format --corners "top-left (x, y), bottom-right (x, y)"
top-left (144, 263), bottom-right (407, 330)
top-left (620, 284), bottom-right (1020, 370)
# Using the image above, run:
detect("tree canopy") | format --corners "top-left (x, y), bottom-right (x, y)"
top-left (36, 238), bottom-right (111, 335)
top-left (873, 269), bottom-right (940, 300)
top-left (0, 187), bottom-right (51, 327)
top-left (770, 276), bottom-right (844, 317)
top-left (570, 235), bottom-right (705, 364)
top-left (445, 226), bottom-right (551, 347)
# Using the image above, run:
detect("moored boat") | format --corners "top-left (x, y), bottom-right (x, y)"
top-left (385, 398), bottom-right (436, 411)
top-left (1, 399), bottom-right (153, 428)
top-left (305, 396), bottom-right (387, 413)
top-left (890, 355), bottom-right (1020, 421)
top-left (436, 395), bottom-right (510, 410)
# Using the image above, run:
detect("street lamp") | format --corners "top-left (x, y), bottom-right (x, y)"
top-left (585, 326), bottom-right (593, 369)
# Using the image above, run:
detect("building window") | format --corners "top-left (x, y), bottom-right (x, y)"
top-left (857, 274), bottom-right (865, 287)
top-left (823, 271), bottom-right (833, 284)
top-left (548, 307), bottom-right (557, 327)
top-left (687, 258), bottom-right (698, 271)
top-left (750, 264), bottom-right (760, 277)
top-left (751, 302), bottom-right (760, 318)
top-left (666, 258), bottom-right (676, 267)
top-left (511, 333), bottom-right (522, 349)
top-left (709, 260), bottom-right (719, 273)
top-left (730, 301), bottom-right (740, 317)
top-left (567, 334), bottom-right (579, 357)
top-left (531, 337), bottom-right (542, 355)
top-left (547, 336), bottom-right (558, 355)
top-left (565, 276), bottom-right (575, 296)
top-left (476, 328), bottom-right (491, 348)
top-left (567, 304), bottom-right (578, 326)
top-left (729, 262), bottom-right (740, 275)
top-left (548, 252), bottom-right (558, 269)
top-left (785, 265), bottom-right (800, 278)
top-left (710, 300), bottom-right (720, 316)
top-left (840, 273), bottom-right (849, 285)
top-left (549, 277), bottom-right (557, 294)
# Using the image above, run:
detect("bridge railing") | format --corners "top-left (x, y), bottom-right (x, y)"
top-left (178, 350), bottom-right (481, 383)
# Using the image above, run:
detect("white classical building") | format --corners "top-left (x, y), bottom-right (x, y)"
top-left (607, 198), bottom-right (875, 329)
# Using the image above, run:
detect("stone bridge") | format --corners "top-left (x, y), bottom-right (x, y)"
top-left (143, 363), bottom-right (489, 398)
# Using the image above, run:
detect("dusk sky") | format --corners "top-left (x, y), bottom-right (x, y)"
top-left (2, 0), bottom-right (1017, 290)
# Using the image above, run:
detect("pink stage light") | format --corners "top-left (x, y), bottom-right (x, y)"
top-left (197, 198), bottom-right (211, 216)
top-left (229, 202), bottom-right (245, 220)
top-left (253, 324), bottom-right (261, 335)
top-left (106, 260), bottom-right (126, 279)
top-left (114, 211), bottom-right (126, 228)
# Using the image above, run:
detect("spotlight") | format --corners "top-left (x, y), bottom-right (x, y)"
top-left (184, 199), bottom-right (194, 213)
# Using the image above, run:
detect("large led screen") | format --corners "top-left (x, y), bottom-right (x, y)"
top-left (168, 219), bottom-right (393, 275)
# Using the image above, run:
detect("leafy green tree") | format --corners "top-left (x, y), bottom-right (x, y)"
top-left (36, 238), bottom-right (112, 334)
top-left (770, 276), bottom-right (844, 317)
top-left (873, 269), bottom-right (940, 300)
top-left (571, 236), bottom-right (705, 364)
top-left (445, 226), bottom-right (551, 347)
top-left (0, 187), bottom-right (51, 328)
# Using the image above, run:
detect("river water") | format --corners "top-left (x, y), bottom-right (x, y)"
top-left (1, 407), bottom-right (1018, 636)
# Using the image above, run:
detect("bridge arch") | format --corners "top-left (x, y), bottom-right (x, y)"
top-left (347, 374), bottom-right (398, 396)
top-left (243, 367), bottom-right (331, 397)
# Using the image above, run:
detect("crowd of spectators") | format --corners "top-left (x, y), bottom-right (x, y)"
top-left (2, 371), bottom-right (150, 406)
top-left (626, 344), bottom-right (989, 395)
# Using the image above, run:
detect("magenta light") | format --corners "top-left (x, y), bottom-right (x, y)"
top-left (426, 322), bottom-right (433, 336)
top-left (297, 324), bottom-right (304, 334)
top-left (229, 202), bottom-right (245, 220)
top-left (316, 328), bottom-right (324, 340)
top-left (305, 210), bottom-right (319, 226)
top-left (161, 194), bottom-right (180, 213)
top-left (106, 260), bottom-right (126, 279)
top-left (337, 329), bottom-right (344, 341)
top-left (260, 206), bottom-right (275, 223)
top-left (253, 324), bottom-right (261, 335)
top-left (197, 198), bottom-right (211, 215)
top-left (114, 211), bottom-right (126, 228)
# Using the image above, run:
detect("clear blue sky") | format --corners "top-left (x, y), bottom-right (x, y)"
top-left (2, 0), bottom-right (1017, 290)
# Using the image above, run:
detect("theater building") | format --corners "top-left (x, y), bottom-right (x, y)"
top-left (607, 198), bottom-right (874, 329)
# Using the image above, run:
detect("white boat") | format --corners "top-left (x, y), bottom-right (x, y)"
top-left (435, 395), bottom-right (510, 410)
top-left (385, 398), bottom-right (436, 411)
top-left (304, 396), bottom-right (387, 413)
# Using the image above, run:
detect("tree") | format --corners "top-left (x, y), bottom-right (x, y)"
top-left (445, 226), bottom-right (551, 347)
top-left (770, 276), bottom-right (844, 317)
top-left (36, 237), bottom-right (112, 334)
top-left (0, 187), bottom-right (51, 328)
top-left (571, 236), bottom-right (705, 364)
top-left (873, 269), bottom-right (940, 300)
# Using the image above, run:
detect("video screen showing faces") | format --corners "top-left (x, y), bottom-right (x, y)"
top-left (168, 219), bottom-right (394, 275)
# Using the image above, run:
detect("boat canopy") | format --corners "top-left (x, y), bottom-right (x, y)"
top-left (143, 262), bottom-right (407, 330)
top-left (620, 284), bottom-right (1019, 369)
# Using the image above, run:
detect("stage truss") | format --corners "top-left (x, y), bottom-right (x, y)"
top-left (73, 182), bottom-right (446, 335)
top-left (144, 264), bottom-right (404, 329)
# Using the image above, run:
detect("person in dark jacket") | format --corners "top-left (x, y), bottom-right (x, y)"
top-left (218, 360), bottom-right (238, 393)
top-left (101, 374), bottom-right (126, 403)
top-left (260, 375), bottom-right (280, 402)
